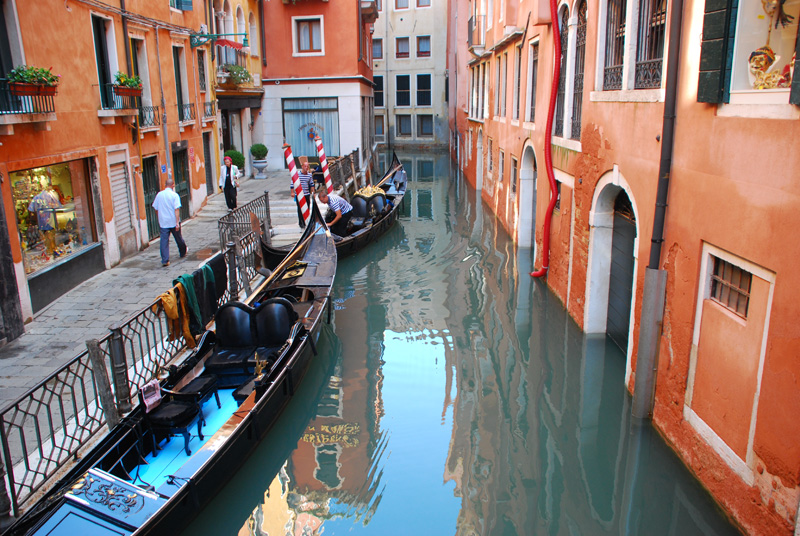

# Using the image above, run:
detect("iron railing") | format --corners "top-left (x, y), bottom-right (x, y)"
top-left (570, 0), bottom-right (587, 141)
top-left (218, 192), bottom-right (272, 250)
top-left (178, 102), bottom-right (195, 122)
top-left (468, 15), bottom-right (485, 48)
top-left (0, 242), bottom-right (264, 517)
top-left (0, 79), bottom-right (56, 115)
top-left (635, 0), bottom-right (666, 89)
top-left (202, 101), bottom-right (216, 118)
top-left (138, 105), bottom-right (161, 127)
top-left (100, 84), bottom-right (139, 111)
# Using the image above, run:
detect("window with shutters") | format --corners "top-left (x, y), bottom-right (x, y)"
top-left (170, 0), bottom-right (193, 10)
top-left (698, 0), bottom-right (800, 105)
top-left (488, 138), bottom-right (493, 173)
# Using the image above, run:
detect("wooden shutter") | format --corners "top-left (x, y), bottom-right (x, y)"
top-left (791, 23), bottom-right (800, 104)
top-left (697, 0), bottom-right (736, 103)
top-left (179, 0), bottom-right (193, 10)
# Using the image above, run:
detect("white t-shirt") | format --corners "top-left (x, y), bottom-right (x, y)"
top-left (152, 188), bottom-right (182, 229)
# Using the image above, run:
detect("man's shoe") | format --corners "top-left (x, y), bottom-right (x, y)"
top-left (180, 248), bottom-right (188, 258)
top-left (162, 261), bottom-right (170, 267)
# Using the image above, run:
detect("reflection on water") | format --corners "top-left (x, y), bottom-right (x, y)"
top-left (185, 152), bottom-right (740, 536)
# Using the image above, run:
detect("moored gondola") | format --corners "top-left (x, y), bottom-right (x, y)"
top-left (7, 203), bottom-right (337, 536)
top-left (263, 152), bottom-right (407, 263)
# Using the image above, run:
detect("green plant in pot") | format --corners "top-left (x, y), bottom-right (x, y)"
top-left (7, 65), bottom-right (60, 96)
top-left (250, 144), bottom-right (269, 178)
top-left (112, 71), bottom-right (143, 97)
top-left (222, 64), bottom-right (252, 86)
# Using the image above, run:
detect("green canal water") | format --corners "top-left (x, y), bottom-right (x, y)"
top-left (185, 152), bottom-right (741, 535)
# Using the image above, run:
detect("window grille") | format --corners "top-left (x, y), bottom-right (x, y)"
top-left (603, 0), bottom-right (627, 90)
top-left (554, 8), bottom-right (569, 136)
top-left (417, 74), bottom-right (432, 106)
top-left (396, 75), bottom-right (410, 106)
top-left (529, 43), bottom-right (538, 121)
top-left (374, 75), bottom-right (384, 107)
top-left (711, 256), bottom-right (752, 318)
top-left (571, 0), bottom-right (587, 140)
top-left (635, 0), bottom-right (667, 88)
top-left (197, 50), bottom-right (206, 92)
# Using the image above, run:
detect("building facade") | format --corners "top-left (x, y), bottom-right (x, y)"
top-left (0, 0), bottom-right (219, 325)
top-left (372, 0), bottom-right (450, 150)
top-left (448, 0), bottom-right (800, 532)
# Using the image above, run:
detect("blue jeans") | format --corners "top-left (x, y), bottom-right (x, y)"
top-left (159, 227), bottom-right (187, 265)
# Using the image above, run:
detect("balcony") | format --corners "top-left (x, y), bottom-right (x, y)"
top-left (202, 101), bottom-right (216, 120)
top-left (468, 15), bottom-right (485, 49)
top-left (0, 79), bottom-right (56, 132)
top-left (97, 83), bottom-right (138, 125)
top-left (138, 106), bottom-right (161, 128)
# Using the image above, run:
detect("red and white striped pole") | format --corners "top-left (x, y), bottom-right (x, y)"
top-left (314, 136), bottom-right (334, 194)
top-left (284, 144), bottom-right (310, 226)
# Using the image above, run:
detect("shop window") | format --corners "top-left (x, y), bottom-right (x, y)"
top-left (417, 36), bottom-right (431, 57)
top-left (293, 17), bottom-right (324, 55)
top-left (397, 114), bottom-right (412, 136)
top-left (11, 162), bottom-right (98, 276)
top-left (396, 74), bottom-right (411, 106)
top-left (418, 114), bottom-right (434, 136)
top-left (710, 256), bottom-right (752, 317)
top-left (417, 73), bottom-right (432, 106)
top-left (396, 37), bottom-right (410, 58)
top-left (375, 75), bottom-right (384, 106)
top-left (373, 38), bottom-right (383, 59)
top-left (698, 0), bottom-right (800, 104)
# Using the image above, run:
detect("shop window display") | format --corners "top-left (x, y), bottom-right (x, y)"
top-left (11, 161), bottom-right (97, 275)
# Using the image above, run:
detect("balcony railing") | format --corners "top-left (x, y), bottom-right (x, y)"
top-left (202, 101), bottom-right (216, 118)
top-left (138, 106), bottom-right (160, 127)
top-left (468, 15), bottom-right (485, 48)
top-left (0, 79), bottom-right (56, 115)
top-left (100, 84), bottom-right (139, 111)
top-left (178, 102), bottom-right (195, 122)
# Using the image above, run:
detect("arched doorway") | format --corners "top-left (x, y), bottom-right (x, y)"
top-left (476, 130), bottom-right (483, 191)
top-left (606, 191), bottom-right (636, 352)
top-left (517, 144), bottom-right (537, 249)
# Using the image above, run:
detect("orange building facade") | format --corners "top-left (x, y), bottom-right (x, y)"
top-left (448, 0), bottom-right (800, 531)
top-left (0, 0), bottom-right (220, 322)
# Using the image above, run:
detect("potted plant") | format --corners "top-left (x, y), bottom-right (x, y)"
top-left (250, 143), bottom-right (269, 179)
top-left (113, 71), bottom-right (143, 97)
top-left (222, 64), bottom-right (252, 87)
top-left (7, 65), bottom-right (60, 96)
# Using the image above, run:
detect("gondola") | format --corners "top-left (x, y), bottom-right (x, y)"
top-left (8, 202), bottom-right (337, 536)
top-left (265, 152), bottom-right (407, 262)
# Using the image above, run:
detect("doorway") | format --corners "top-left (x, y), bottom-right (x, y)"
top-left (142, 156), bottom-right (160, 240)
top-left (203, 132), bottom-right (215, 195)
top-left (606, 191), bottom-right (636, 352)
top-left (172, 150), bottom-right (190, 221)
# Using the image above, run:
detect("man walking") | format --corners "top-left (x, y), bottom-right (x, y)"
top-left (152, 178), bottom-right (187, 267)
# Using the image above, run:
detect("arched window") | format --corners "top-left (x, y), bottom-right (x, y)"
top-left (249, 12), bottom-right (258, 57)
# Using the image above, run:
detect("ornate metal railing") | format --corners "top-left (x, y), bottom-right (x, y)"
top-left (178, 102), bottom-right (195, 122)
top-left (0, 244), bottom-right (263, 517)
top-left (138, 105), bottom-right (161, 127)
top-left (0, 79), bottom-right (56, 115)
top-left (100, 84), bottom-right (139, 111)
top-left (202, 100), bottom-right (216, 118)
top-left (218, 192), bottom-right (272, 250)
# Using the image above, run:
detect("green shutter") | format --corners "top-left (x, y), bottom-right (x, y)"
top-left (791, 22), bottom-right (800, 104)
top-left (697, 0), bottom-right (736, 103)
top-left (180, 0), bottom-right (193, 10)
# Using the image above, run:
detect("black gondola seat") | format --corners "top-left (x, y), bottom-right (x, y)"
top-left (349, 196), bottom-right (369, 229)
top-left (139, 380), bottom-right (203, 456)
top-left (206, 298), bottom-right (299, 388)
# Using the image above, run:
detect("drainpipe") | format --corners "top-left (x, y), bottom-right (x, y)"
top-left (631, 0), bottom-right (684, 419)
top-left (155, 27), bottom-right (173, 185)
top-left (530, 0), bottom-right (560, 278)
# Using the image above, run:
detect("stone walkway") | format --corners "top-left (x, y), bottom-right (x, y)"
top-left (0, 169), bottom-right (303, 412)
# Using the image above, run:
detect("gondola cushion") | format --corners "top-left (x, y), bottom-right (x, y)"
top-left (215, 302), bottom-right (256, 347)
top-left (179, 375), bottom-right (218, 398)
top-left (147, 400), bottom-right (197, 427)
top-left (254, 299), bottom-right (296, 347)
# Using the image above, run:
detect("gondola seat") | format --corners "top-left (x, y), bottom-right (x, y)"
top-left (206, 299), bottom-right (299, 387)
top-left (139, 380), bottom-right (203, 456)
top-left (349, 196), bottom-right (369, 229)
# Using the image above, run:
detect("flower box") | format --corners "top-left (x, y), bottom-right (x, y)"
top-left (9, 82), bottom-right (57, 97)
top-left (113, 85), bottom-right (142, 97)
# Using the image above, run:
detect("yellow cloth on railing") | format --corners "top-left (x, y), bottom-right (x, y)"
top-left (152, 286), bottom-right (197, 348)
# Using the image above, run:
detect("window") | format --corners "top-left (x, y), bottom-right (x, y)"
top-left (512, 46), bottom-right (521, 120)
top-left (418, 114), bottom-right (434, 136)
top-left (249, 12), bottom-right (258, 56)
top-left (92, 15), bottom-right (119, 109)
top-left (373, 38), bottom-right (383, 59)
top-left (554, 7), bottom-right (569, 136)
top-left (528, 43), bottom-right (539, 121)
top-left (294, 18), bottom-right (323, 54)
top-left (710, 256), bottom-right (752, 318)
top-left (603, 0), bottom-right (627, 90)
top-left (634, 0), bottom-right (667, 88)
top-left (396, 37), bottom-right (410, 58)
top-left (197, 49), bottom-right (207, 92)
top-left (418, 0), bottom-right (431, 6)
top-left (698, 0), bottom-right (800, 104)
top-left (374, 75), bottom-right (384, 107)
top-left (417, 74), bottom-right (432, 106)
top-left (376, 115), bottom-right (385, 137)
top-left (511, 157), bottom-right (518, 193)
top-left (498, 150), bottom-right (505, 182)
top-left (494, 58), bottom-right (501, 115)
top-left (488, 138), bottom-right (493, 172)
top-left (554, 181), bottom-right (562, 210)
top-left (417, 36), bottom-right (431, 57)
top-left (396, 74), bottom-right (411, 106)
top-left (170, 0), bottom-right (193, 10)
top-left (377, 0), bottom-right (382, 9)
top-left (501, 53), bottom-right (508, 116)
top-left (571, 0), bottom-right (587, 140)
top-left (173, 46), bottom-right (191, 121)
top-left (396, 0), bottom-right (409, 9)
top-left (397, 114), bottom-right (412, 136)
top-left (131, 37), bottom-right (152, 108)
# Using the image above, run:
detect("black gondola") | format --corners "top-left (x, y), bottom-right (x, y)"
top-left (8, 203), bottom-right (337, 536)
top-left (265, 152), bottom-right (407, 262)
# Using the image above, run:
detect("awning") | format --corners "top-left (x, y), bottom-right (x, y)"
top-left (216, 38), bottom-right (243, 50)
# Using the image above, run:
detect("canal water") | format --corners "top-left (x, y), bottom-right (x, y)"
top-left (186, 152), bottom-right (741, 535)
